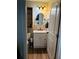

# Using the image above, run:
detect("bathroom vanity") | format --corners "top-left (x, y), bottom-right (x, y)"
top-left (33, 30), bottom-right (48, 48)
top-left (32, 7), bottom-right (49, 48)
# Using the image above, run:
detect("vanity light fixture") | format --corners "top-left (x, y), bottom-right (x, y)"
top-left (38, 6), bottom-right (45, 10)
top-left (42, 6), bottom-right (45, 9)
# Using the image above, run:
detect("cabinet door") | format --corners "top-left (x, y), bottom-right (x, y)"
top-left (33, 33), bottom-right (47, 48)
top-left (39, 33), bottom-right (47, 48)
top-left (34, 33), bottom-right (40, 48)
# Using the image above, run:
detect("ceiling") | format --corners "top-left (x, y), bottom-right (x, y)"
top-left (26, 0), bottom-right (60, 4)
top-left (26, 0), bottom-right (50, 2)
top-left (26, 0), bottom-right (60, 7)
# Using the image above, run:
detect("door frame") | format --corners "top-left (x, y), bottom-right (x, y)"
top-left (54, 3), bottom-right (61, 59)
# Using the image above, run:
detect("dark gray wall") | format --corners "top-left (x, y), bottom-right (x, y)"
top-left (17, 0), bottom-right (26, 59)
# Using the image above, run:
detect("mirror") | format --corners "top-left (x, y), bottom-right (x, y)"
top-left (35, 13), bottom-right (44, 25)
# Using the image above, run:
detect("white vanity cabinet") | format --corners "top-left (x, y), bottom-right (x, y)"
top-left (33, 31), bottom-right (48, 48)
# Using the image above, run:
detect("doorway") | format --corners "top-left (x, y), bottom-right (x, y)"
top-left (27, 7), bottom-right (49, 59)
top-left (26, 1), bottom-right (60, 59)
